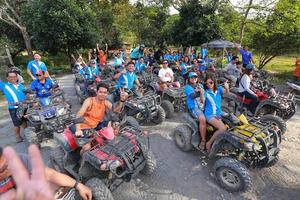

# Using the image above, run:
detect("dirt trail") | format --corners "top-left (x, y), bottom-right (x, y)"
top-left (0, 74), bottom-right (300, 200)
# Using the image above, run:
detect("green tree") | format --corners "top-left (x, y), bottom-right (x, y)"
top-left (23, 0), bottom-right (97, 55)
top-left (0, 0), bottom-right (33, 57)
top-left (251, 0), bottom-right (300, 68)
top-left (171, 0), bottom-right (221, 46)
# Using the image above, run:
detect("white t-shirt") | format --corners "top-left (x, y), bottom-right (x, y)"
top-left (158, 67), bottom-right (174, 82)
top-left (238, 74), bottom-right (255, 95)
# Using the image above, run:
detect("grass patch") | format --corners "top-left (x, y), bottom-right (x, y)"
top-left (262, 56), bottom-right (295, 83)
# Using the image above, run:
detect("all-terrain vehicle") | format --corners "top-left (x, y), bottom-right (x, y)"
top-left (74, 75), bottom-right (115, 104)
top-left (18, 89), bottom-right (73, 146)
top-left (120, 90), bottom-right (166, 125)
top-left (173, 112), bottom-right (282, 192)
top-left (148, 82), bottom-right (186, 118)
top-left (286, 80), bottom-right (300, 103)
top-left (50, 119), bottom-right (156, 200)
top-left (222, 82), bottom-right (296, 121)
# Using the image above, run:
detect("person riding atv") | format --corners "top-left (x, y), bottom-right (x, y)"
top-left (71, 82), bottom-right (126, 138)
top-left (158, 60), bottom-right (180, 90)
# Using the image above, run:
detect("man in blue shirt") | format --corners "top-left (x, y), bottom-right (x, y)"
top-left (135, 58), bottom-right (147, 73)
top-left (30, 70), bottom-right (54, 106)
top-left (238, 46), bottom-right (254, 68)
top-left (27, 53), bottom-right (49, 80)
top-left (200, 46), bottom-right (208, 59)
top-left (114, 62), bottom-right (141, 92)
top-left (85, 60), bottom-right (100, 80)
top-left (0, 71), bottom-right (27, 142)
top-left (184, 72), bottom-right (206, 150)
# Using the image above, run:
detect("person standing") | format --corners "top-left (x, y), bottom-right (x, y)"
top-left (27, 53), bottom-right (49, 80)
top-left (0, 71), bottom-right (27, 142)
top-left (238, 46), bottom-right (254, 68)
top-left (293, 57), bottom-right (300, 81)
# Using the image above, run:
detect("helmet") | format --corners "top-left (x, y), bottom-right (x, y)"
top-left (188, 72), bottom-right (198, 78)
top-left (245, 64), bottom-right (255, 70)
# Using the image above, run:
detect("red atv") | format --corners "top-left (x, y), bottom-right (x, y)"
top-left (50, 119), bottom-right (156, 200)
top-left (222, 82), bottom-right (296, 122)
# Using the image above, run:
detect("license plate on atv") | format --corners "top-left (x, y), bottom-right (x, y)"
top-left (42, 108), bottom-right (56, 119)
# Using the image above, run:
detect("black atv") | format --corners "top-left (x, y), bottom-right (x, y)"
top-left (120, 90), bottom-right (166, 125)
top-left (19, 89), bottom-right (73, 146)
top-left (50, 119), bottom-right (156, 200)
top-left (174, 112), bottom-right (282, 192)
top-left (148, 83), bottom-right (186, 118)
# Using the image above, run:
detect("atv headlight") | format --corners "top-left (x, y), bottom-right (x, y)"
top-left (138, 104), bottom-right (146, 110)
top-left (243, 141), bottom-right (260, 151)
top-left (57, 107), bottom-right (66, 116)
top-left (108, 160), bottom-right (121, 171)
top-left (30, 114), bottom-right (40, 122)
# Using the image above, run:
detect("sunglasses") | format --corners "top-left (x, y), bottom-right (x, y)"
top-left (206, 81), bottom-right (214, 85)
top-left (36, 74), bottom-right (42, 76)
top-left (163, 62), bottom-right (168, 64)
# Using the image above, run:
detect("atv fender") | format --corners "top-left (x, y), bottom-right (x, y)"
top-left (181, 113), bottom-right (198, 131)
top-left (208, 132), bottom-right (245, 158)
top-left (255, 100), bottom-right (280, 115)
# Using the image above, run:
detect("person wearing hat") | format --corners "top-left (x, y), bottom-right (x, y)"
top-left (130, 44), bottom-right (145, 61)
top-left (0, 145), bottom-right (92, 200)
top-left (0, 71), bottom-right (27, 143)
top-left (184, 72), bottom-right (206, 150)
top-left (27, 53), bottom-right (49, 80)
top-left (85, 60), bottom-right (100, 80)
top-left (113, 51), bottom-right (125, 69)
top-left (30, 70), bottom-right (55, 106)
top-left (238, 63), bottom-right (259, 115)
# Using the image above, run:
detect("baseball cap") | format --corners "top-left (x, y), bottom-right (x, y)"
top-left (188, 72), bottom-right (198, 78)
top-left (245, 63), bottom-right (255, 70)
top-left (140, 44), bottom-right (145, 48)
top-left (35, 70), bottom-right (44, 75)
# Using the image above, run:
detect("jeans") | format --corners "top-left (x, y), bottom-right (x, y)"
top-left (239, 91), bottom-right (259, 114)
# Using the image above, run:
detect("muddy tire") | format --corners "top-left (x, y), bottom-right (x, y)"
top-left (24, 127), bottom-right (40, 147)
top-left (174, 125), bottom-right (193, 152)
top-left (151, 105), bottom-right (166, 124)
top-left (50, 147), bottom-right (66, 173)
top-left (141, 149), bottom-right (157, 175)
top-left (260, 114), bottom-right (287, 135)
top-left (85, 178), bottom-right (113, 200)
top-left (161, 100), bottom-right (175, 119)
top-left (266, 155), bottom-right (279, 168)
top-left (214, 157), bottom-right (252, 193)
top-left (122, 116), bottom-right (141, 131)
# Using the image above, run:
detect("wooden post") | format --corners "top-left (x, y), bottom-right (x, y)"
top-left (5, 45), bottom-right (14, 65)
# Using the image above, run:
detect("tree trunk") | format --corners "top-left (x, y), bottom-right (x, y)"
top-left (239, 0), bottom-right (253, 44)
top-left (20, 27), bottom-right (33, 58)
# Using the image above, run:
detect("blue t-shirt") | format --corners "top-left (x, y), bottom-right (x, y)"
top-left (163, 54), bottom-right (172, 61)
top-left (30, 78), bottom-right (53, 98)
top-left (239, 49), bottom-right (253, 65)
top-left (27, 60), bottom-right (47, 78)
top-left (204, 86), bottom-right (223, 118)
top-left (0, 81), bottom-right (26, 109)
top-left (116, 71), bottom-right (137, 90)
top-left (135, 62), bottom-right (146, 73)
top-left (130, 47), bottom-right (144, 59)
top-left (180, 62), bottom-right (191, 75)
top-left (113, 57), bottom-right (124, 67)
top-left (201, 48), bottom-right (208, 59)
top-left (85, 66), bottom-right (100, 79)
top-left (185, 84), bottom-right (204, 110)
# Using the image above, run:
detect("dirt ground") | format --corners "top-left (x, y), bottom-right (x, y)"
top-left (0, 74), bottom-right (300, 200)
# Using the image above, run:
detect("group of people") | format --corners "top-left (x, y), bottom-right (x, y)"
top-left (0, 43), bottom-right (259, 199)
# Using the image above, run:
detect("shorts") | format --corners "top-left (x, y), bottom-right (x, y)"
top-left (189, 106), bottom-right (204, 119)
top-left (206, 115), bottom-right (222, 122)
top-left (9, 108), bottom-right (24, 127)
